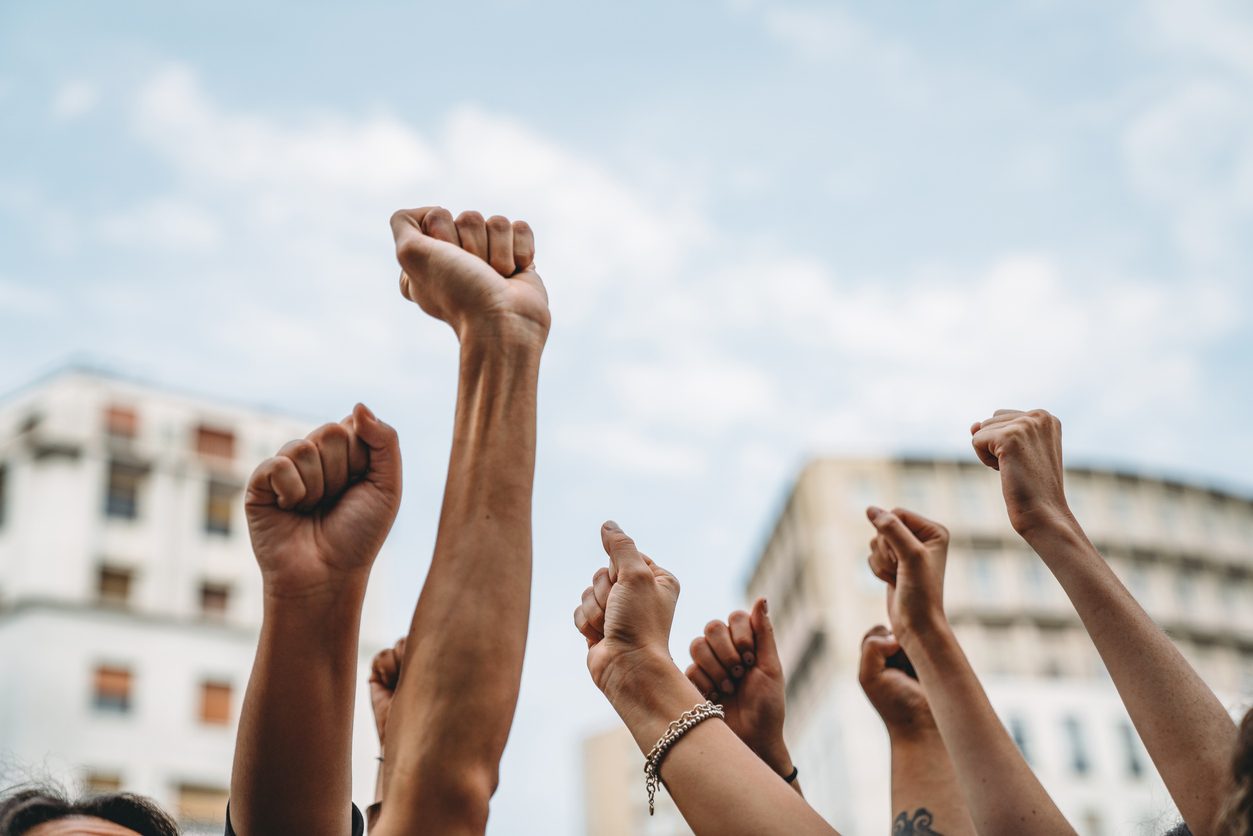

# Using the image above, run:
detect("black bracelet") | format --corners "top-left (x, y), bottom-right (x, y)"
top-left (783, 765), bottom-right (799, 784)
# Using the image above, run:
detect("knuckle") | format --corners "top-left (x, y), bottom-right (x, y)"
top-left (704, 620), bottom-right (724, 637)
top-left (455, 210), bottom-right (484, 227)
top-left (486, 214), bottom-right (512, 232)
top-left (689, 637), bottom-right (706, 656)
top-left (512, 219), bottom-right (532, 235)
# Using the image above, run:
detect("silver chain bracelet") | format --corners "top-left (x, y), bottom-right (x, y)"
top-left (643, 700), bottom-right (725, 815)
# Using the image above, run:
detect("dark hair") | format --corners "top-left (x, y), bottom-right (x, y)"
top-left (1217, 707), bottom-right (1253, 836)
top-left (0, 786), bottom-right (179, 836)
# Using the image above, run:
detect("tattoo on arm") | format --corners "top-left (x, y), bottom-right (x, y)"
top-left (893, 808), bottom-right (943, 835)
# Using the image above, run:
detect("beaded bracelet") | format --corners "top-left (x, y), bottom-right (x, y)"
top-left (643, 700), bottom-right (725, 814)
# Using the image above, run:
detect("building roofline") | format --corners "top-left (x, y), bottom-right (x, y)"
top-left (0, 357), bottom-right (318, 425)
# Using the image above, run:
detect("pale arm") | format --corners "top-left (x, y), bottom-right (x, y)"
top-left (609, 654), bottom-right (837, 836)
top-left (888, 725), bottom-right (977, 835)
top-left (904, 624), bottom-right (1075, 835)
top-left (1023, 518), bottom-right (1235, 834)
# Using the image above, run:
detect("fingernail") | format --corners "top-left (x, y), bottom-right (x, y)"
top-left (743, 652), bottom-right (756, 667)
top-left (720, 679), bottom-right (735, 695)
top-left (867, 505), bottom-right (884, 520)
top-left (602, 520), bottom-right (621, 532)
top-left (732, 665), bottom-right (745, 679)
top-left (357, 403), bottom-right (376, 421)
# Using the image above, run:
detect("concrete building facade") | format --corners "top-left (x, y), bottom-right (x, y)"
top-left (0, 368), bottom-right (383, 834)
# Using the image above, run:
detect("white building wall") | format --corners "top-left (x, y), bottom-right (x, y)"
top-left (0, 368), bottom-right (386, 832)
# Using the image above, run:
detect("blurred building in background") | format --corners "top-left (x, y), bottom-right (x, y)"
top-left (583, 457), bottom-right (1253, 836)
top-left (0, 367), bottom-right (382, 834)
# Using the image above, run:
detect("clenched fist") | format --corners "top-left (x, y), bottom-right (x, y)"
top-left (866, 506), bottom-right (951, 645)
top-left (369, 637), bottom-right (406, 748)
top-left (574, 522), bottom-right (681, 696)
top-left (684, 599), bottom-right (791, 776)
top-left (858, 625), bottom-right (934, 739)
top-left (245, 404), bottom-right (402, 599)
top-left (390, 206), bottom-right (550, 345)
top-left (971, 409), bottom-right (1072, 536)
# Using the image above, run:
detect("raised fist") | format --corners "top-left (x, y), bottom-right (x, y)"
top-left (866, 506), bottom-right (950, 645)
top-left (369, 637), bottom-right (406, 748)
top-left (858, 625), bottom-right (934, 738)
top-left (684, 599), bottom-right (791, 775)
top-left (244, 404), bottom-right (402, 599)
top-left (390, 206), bottom-right (550, 344)
top-left (970, 409), bottom-right (1071, 536)
top-left (573, 522), bottom-right (680, 695)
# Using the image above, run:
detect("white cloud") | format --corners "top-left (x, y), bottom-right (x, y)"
top-left (1124, 80), bottom-right (1253, 263)
top-left (50, 80), bottom-right (98, 121)
top-left (557, 422), bottom-right (705, 478)
top-left (96, 198), bottom-right (223, 252)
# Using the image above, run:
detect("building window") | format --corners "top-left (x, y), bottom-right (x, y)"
top-left (104, 405), bottom-right (138, 439)
top-left (82, 771), bottom-right (122, 795)
top-left (204, 481), bottom-right (237, 536)
top-left (198, 680), bottom-right (232, 725)
top-left (1063, 715), bottom-right (1090, 775)
top-left (1008, 715), bottom-right (1032, 765)
top-left (92, 665), bottom-right (133, 714)
top-left (0, 463), bottom-right (7, 530)
top-left (971, 553), bottom-right (997, 599)
top-left (200, 582), bottom-right (231, 618)
top-left (1118, 720), bottom-right (1144, 778)
top-left (97, 565), bottom-right (133, 606)
top-left (175, 784), bottom-right (228, 828)
top-left (104, 462), bottom-right (145, 520)
top-left (195, 425), bottom-right (235, 460)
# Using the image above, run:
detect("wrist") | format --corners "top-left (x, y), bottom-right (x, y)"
top-left (457, 313), bottom-right (548, 355)
top-left (896, 614), bottom-right (955, 660)
top-left (755, 739), bottom-right (795, 777)
top-left (261, 571), bottom-right (369, 614)
top-left (885, 715), bottom-right (941, 745)
top-left (1011, 504), bottom-right (1080, 540)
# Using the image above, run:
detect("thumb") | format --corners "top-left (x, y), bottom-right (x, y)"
top-left (390, 208), bottom-right (441, 276)
top-left (601, 521), bottom-right (648, 582)
top-left (858, 626), bottom-right (900, 685)
top-left (867, 506), bottom-right (925, 565)
top-left (352, 403), bottom-right (402, 497)
top-left (749, 597), bottom-right (781, 672)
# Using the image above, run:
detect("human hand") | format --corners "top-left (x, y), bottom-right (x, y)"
top-left (684, 599), bottom-right (791, 775)
top-left (390, 206), bottom-right (550, 346)
top-left (858, 625), bottom-right (935, 739)
top-left (573, 521), bottom-right (681, 698)
top-left (369, 637), bottom-right (406, 748)
top-left (866, 506), bottom-right (950, 647)
top-left (971, 409), bottom-right (1073, 536)
top-left (245, 404), bottom-right (402, 600)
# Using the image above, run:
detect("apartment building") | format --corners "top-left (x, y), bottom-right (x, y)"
top-left (0, 367), bottom-right (383, 834)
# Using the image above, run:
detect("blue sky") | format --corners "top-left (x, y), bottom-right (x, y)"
top-left (2, 1), bottom-right (1253, 833)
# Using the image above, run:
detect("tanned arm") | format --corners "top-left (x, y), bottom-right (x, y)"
top-left (373, 207), bottom-right (549, 836)
top-left (230, 406), bottom-right (402, 836)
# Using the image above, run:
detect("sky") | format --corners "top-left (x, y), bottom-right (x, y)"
top-left (2, 1), bottom-right (1253, 833)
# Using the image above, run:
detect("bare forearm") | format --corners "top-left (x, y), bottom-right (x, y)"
top-left (905, 625), bottom-right (1075, 835)
top-left (382, 325), bottom-right (542, 823)
top-left (888, 729), bottom-right (976, 836)
top-left (1024, 518), bottom-right (1236, 832)
top-left (606, 657), bottom-right (836, 835)
top-left (230, 584), bottom-right (366, 836)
